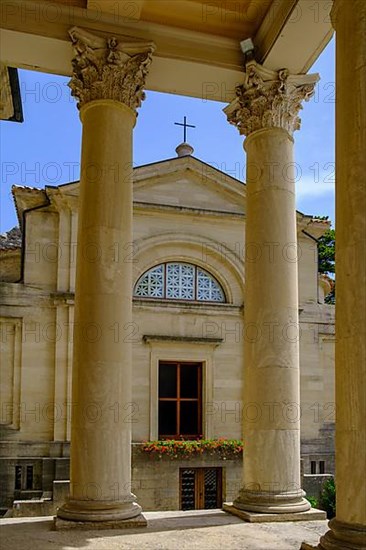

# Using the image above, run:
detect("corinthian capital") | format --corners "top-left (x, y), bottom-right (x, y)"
top-left (224, 61), bottom-right (319, 137)
top-left (68, 27), bottom-right (155, 111)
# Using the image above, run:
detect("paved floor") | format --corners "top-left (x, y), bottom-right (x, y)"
top-left (0, 510), bottom-right (328, 550)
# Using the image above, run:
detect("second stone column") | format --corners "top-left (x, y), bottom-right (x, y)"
top-left (56, 27), bottom-right (154, 529)
top-left (224, 61), bottom-right (321, 518)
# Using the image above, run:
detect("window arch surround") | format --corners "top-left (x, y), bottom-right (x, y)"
top-left (131, 233), bottom-right (245, 306)
top-left (134, 262), bottom-right (226, 303)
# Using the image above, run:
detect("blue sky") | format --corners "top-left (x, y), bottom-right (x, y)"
top-left (0, 38), bottom-right (335, 232)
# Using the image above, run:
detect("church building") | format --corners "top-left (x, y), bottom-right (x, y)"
top-left (0, 142), bottom-right (335, 514)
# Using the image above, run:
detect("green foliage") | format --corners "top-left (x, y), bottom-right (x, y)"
top-left (306, 495), bottom-right (318, 508)
top-left (318, 229), bottom-right (335, 275)
top-left (141, 438), bottom-right (243, 460)
top-left (318, 477), bottom-right (336, 519)
top-left (318, 228), bottom-right (335, 304)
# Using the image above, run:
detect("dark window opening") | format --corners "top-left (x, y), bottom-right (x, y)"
top-left (311, 461), bottom-right (317, 474)
top-left (15, 465), bottom-right (22, 490)
top-left (319, 460), bottom-right (325, 474)
top-left (26, 465), bottom-right (34, 490)
top-left (159, 361), bottom-right (202, 439)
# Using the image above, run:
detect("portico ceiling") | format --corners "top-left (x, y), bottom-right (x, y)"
top-left (0, 0), bottom-right (333, 100)
top-left (85, 0), bottom-right (270, 40)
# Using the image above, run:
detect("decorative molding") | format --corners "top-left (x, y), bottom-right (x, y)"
top-left (134, 299), bottom-right (242, 318)
top-left (224, 60), bottom-right (319, 137)
top-left (68, 26), bottom-right (155, 110)
top-left (51, 292), bottom-right (75, 306)
top-left (143, 335), bottom-right (223, 344)
top-left (133, 201), bottom-right (245, 219)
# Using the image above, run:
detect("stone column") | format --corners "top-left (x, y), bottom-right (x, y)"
top-left (223, 61), bottom-right (321, 519)
top-left (56, 27), bottom-right (154, 529)
top-left (313, 1), bottom-right (366, 548)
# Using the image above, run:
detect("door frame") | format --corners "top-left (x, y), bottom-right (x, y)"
top-left (179, 467), bottom-right (223, 510)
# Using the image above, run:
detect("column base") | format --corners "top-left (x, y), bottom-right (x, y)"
top-left (223, 502), bottom-right (326, 523)
top-left (301, 518), bottom-right (366, 549)
top-left (55, 497), bottom-right (146, 530)
top-left (54, 514), bottom-right (147, 530)
top-left (231, 488), bottom-right (312, 514)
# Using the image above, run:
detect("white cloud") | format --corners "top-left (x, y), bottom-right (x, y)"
top-left (296, 176), bottom-right (335, 198)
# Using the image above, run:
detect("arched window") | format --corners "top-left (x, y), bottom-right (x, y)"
top-left (134, 262), bottom-right (225, 302)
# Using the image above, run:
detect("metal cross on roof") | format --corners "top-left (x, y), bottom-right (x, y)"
top-left (174, 116), bottom-right (196, 143)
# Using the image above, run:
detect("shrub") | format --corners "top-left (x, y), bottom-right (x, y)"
top-left (318, 477), bottom-right (336, 518)
top-left (306, 495), bottom-right (318, 508)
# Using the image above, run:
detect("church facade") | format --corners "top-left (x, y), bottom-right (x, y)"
top-left (0, 147), bottom-right (335, 513)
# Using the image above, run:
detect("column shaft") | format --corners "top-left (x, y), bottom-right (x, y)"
top-left (55, 27), bottom-right (154, 528)
top-left (236, 127), bottom-right (308, 513)
top-left (57, 100), bottom-right (139, 522)
top-left (317, 1), bottom-right (366, 547)
top-left (223, 60), bottom-right (319, 518)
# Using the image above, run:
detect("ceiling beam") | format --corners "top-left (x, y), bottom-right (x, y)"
top-left (0, 0), bottom-right (333, 102)
top-left (0, 28), bottom-right (244, 102)
top-left (255, 0), bottom-right (333, 73)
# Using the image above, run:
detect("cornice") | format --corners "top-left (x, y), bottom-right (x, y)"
top-left (142, 335), bottom-right (223, 345)
top-left (133, 201), bottom-right (245, 220)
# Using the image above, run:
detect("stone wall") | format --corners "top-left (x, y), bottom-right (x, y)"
top-left (303, 474), bottom-right (334, 501)
top-left (0, 167), bottom-right (336, 515)
top-left (132, 444), bottom-right (242, 511)
top-left (0, 249), bottom-right (21, 282)
top-left (0, 228), bottom-right (21, 283)
top-left (0, 440), bottom-right (70, 510)
top-left (4, 446), bottom-right (243, 516)
top-left (301, 423), bottom-right (335, 475)
top-left (3, 445), bottom-right (334, 515)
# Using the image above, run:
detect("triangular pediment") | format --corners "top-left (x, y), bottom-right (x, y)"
top-left (10, 168), bottom-right (329, 241)
top-left (133, 156), bottom-right (245, 214)
top-left (10, 156), bottom-right (329, 240)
